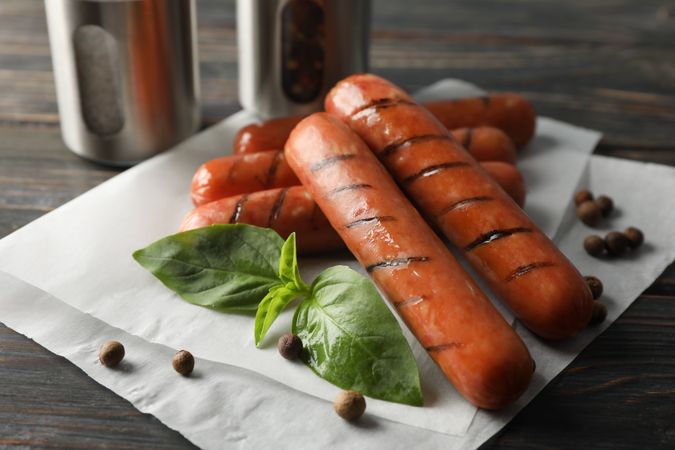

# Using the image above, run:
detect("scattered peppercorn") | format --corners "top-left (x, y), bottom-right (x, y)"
top-left (574, 190), bottom-right (594, 206)
top-left (589, 301), bottom-right (607, 325)
top-left (99, 340), bottom-right (125, 367)
top-left (604, 231), bottom-right (630, 256)
top-left (595, 195), bottom-right (614, 217)
top-left (278, 333), bottom-right (303, 360)
top-left (576, 201), bottom-right (602, 226)
top-left (334, 390), bottom-right (366, 421)
top-left (172, 350), bottom-right (195, 376)
top-left (624, 227), bottom-right (644, 249)
top-left (584, 235), bottom-right (605, 257)
top-left (584, 276), bottom-right (604, 299)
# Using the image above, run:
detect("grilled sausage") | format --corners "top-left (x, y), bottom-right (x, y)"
top-left (180, 186), bottom-right (343, 255)
top-left (424, 94), bottom-right (536, 147)
top-left (191, 150), bottom-right (300, 206)
top-left (450, 127), bottom-right (517, 164)
top-left (326, 74), bottom-right (593, 340)
top-left (233, 115), bottom-right (305, 154)
top-left (285, 112), bottom-right (534, 409)
top-left (481, 161), bottom-right (526, 208)
top-left (192, 150), bottom-right (525, 207)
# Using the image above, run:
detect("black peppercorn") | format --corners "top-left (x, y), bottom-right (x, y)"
top-left (99, 340), bottom-right (125, 367)
top-left (605, 231), bottom-right (630, 256)
top-left (589, 301), bottom-right (607, 325)
top-left (623, 227), bottom-right (644, 249)
top-left (334, 390), bottom-right (366, 421)
top-left (584, 275), bottom-right (603, 299)
top-left (574, 190), bottom-right (594, 206)
top-left (583, 235), bottom-right (605, 257)
top-left (595, 195), bottom-right (614, 217)
top-left (576, 201), bottom-right (602, 226)
top-left (172, 350), bottom-right (195, 376)
top-left (278, 333), bottom-right (303, 360)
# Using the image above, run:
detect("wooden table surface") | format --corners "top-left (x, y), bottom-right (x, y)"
top-left (1, 0), bottom-right (674, 448)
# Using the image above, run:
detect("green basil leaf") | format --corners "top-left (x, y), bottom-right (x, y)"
top-left (254, 285), bottom-right (299, 346)
top-left (293, 266), bottom-right (423, 406)
top-left (278, 233), bottom-right (309, 293)
top-left (133, 224), bottom-right (284, 312)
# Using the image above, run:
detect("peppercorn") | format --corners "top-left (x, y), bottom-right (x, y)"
top-left (576, 201), bottom-right (602, 226)
top-left (172, 350), bottom-right (195, 376)
top-left (624, 227), bottom-right (644, 249)
top-left (583, 235), bottom-right (605, 257)
top-left (278, 333), bottom-right (303, 360)
top-left (99, 340), bottom-right (125, 367)
top-left (334, 390), bottom-right (366, 421)
top-left (589, 301), bottom-right (607, 325)
top-left (604, 231), bottom-right (630, 256)
top-left (584, 275), bottom-right (603, 299)
top-left (595, 195), bottom-right (614, 217)
top-left (574, 190), bottom-right (594, 206)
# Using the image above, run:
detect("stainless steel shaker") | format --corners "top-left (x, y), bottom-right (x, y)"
top-left (45, 0), bottom-right (201, 166)
top-left (237, 0), bottom-right (370, 119)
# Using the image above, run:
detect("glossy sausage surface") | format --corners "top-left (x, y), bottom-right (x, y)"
top-left (450, 127), bottom-right (517, 164)
top-left (191, 150), bottom-right (300, 206)
top-left (180, 186), bottom-right (343, 254)
top-left (424, 94), bottom-right (536, 147)
top-left (326, 74), bottom-right (592, 340)
top-left (233, 115), bottom-right (305, 154)
top-left (481, 161), bottom-right (526, 208)
top-left (285, 112), bottom-right (533, 409)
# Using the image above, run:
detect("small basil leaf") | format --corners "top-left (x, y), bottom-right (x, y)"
top-left (293, 266), bottom-right (423, 406)
top-left (278, 233), bottom-right (309, 293)
top-left (254, 285), bottom-right (299, 346)
top-left (133, 224), bottom-right (284, 312)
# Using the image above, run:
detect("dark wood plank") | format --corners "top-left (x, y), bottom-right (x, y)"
top-left (0, 0), bottom-right (674, 448)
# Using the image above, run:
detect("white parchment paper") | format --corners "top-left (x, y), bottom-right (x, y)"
top-left (3, 79), bottom-right (654, 442)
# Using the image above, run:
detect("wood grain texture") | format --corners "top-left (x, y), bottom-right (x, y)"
top-left (0, 0), bottom-right (673, 448)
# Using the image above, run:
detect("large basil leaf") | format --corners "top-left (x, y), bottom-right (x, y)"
top-left (133, 224), bottom-right (284, 312)
top-left (293, 266), bottom-right (423, 406)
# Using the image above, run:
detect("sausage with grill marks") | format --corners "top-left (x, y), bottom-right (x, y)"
top-left (192, 150), bottom-right (525, 207)
top-left (425, 94), bottom-right (536, 147)
top-left (180, 186), bottom-right (343, 254)
top-left (285, 112), bottom-right (534, 410)
top-left (326, 74), bottom-right (592, 340)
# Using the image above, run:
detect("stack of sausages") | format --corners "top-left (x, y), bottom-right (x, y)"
top-left (180, 74), bottom-right (593, 409)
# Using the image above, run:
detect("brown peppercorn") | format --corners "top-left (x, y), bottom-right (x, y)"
top-left (604, 231), bottom-right (630, 256)
top-left (584, 276), bottom-right (604, 299)
top-left (595, 195), bottom-right (614, 217)
top-left (334, 390), bottom-right (366, 421)
top-left (172, 350), bottom-right (195, 376)
top-left (576, 201), bottom-right (602, 226)
top-left (278, 333), bottom-right (303, 360)
top-left (99, 340), bottom-right (125, 367)
top-left (624, 227), bottom-right (644, 249)
top-left (588, 301), bottom-right (607, 325)
top-left (574, 190), bottom-right (594, 206)
top-left (583, 235), bottom-right (605, 257)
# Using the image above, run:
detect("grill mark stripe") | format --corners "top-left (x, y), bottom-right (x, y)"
top-left (265, 151), bottom-right (284, 187)
top-left (506, 261), bottom-right (556, 282)
top-left (229, 194), bottom-right (249, 223)
top-left (310, 154), bottom-right (356, 172)
top-left (366, 256), bottom-right (429, 273)
top-left (480, 96), bottom-right (491, 106)
top-left (394, 296), bottom-right (425, 308)
top-left (463, 128), bottom-right (474, 149)
top-left (327, 183), bottom-right (372, 196)
top-left (380, 134), bottom-right (451, 158)
top-left (403, 161), bottom-right (470, 184)
top-left (345, 215), bottom-right (396, 229)
top-left (437, 196), bottom-right (494, 217)
top-left (464, 227), bottom-right (533, 251)
top-left (268, 188), bottom-right (289, 227)
top-left (426, 342), bottom-right (463, 353)
top-left (350, 97), bottom-right (417, 117)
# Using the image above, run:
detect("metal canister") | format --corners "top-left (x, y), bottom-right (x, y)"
top-left (45, 0), bottom-right (201, 166)
top-left (237, 0), bottom-right (370, 119)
